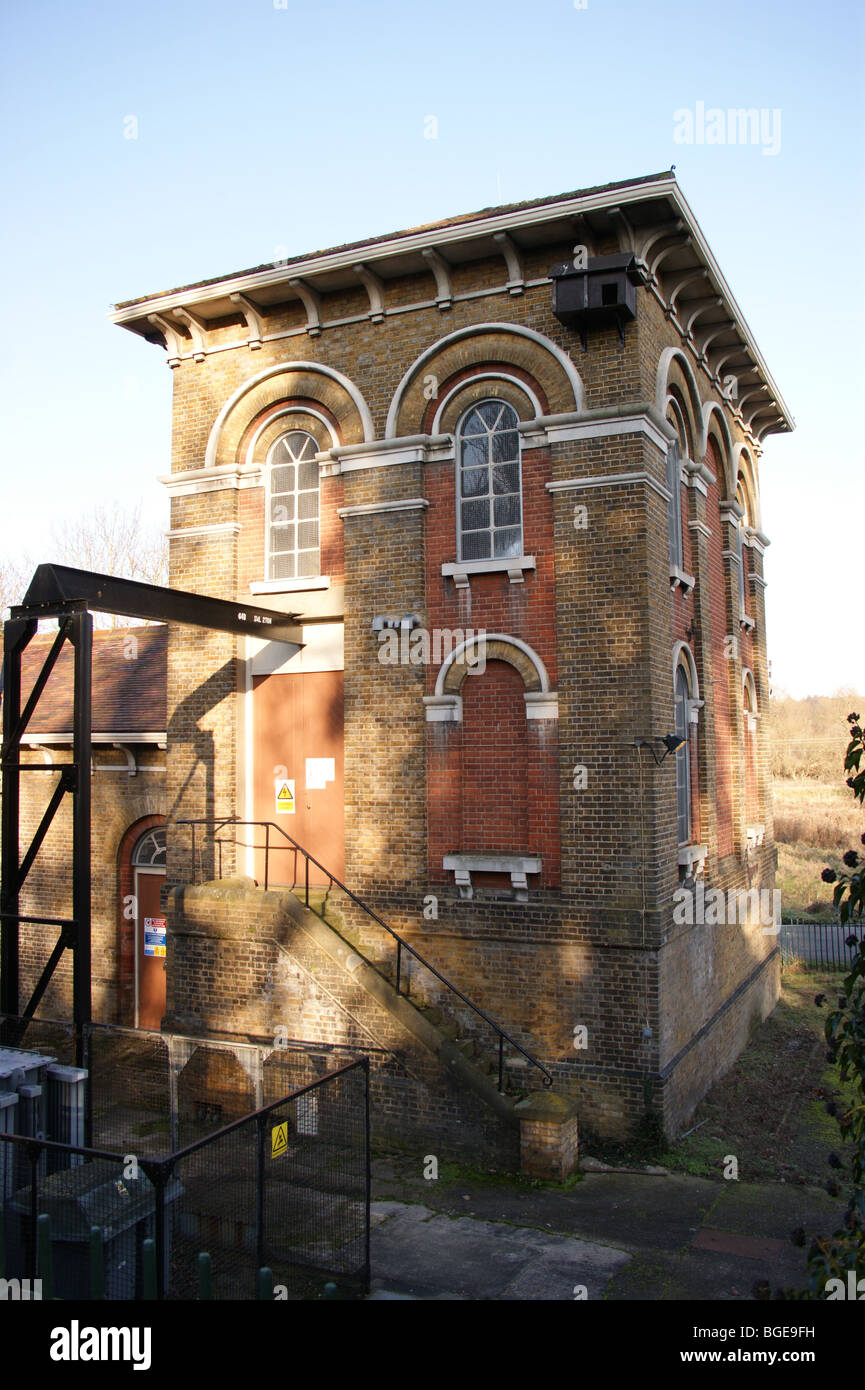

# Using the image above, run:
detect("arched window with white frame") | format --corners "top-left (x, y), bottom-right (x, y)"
top-left (665, 397), bottom-right (690, 572)
top-left (675, 661), bottom-right (692, 845)
top-left (457, 400), bottom-right (522, 561)
top-left (735, 475), bottom-right (753, 620)
top-left (266, 430), bottom-right (320, 580)
top-left (743, 669), bottom-right (759, 825)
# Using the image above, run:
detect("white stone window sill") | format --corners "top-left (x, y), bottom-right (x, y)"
top-left (739, 613), bottom-right (756, 632)
top-left (746, 824), bottom-right (765, 848)
top-left (678, 843), bottom-right (708, 876)
top-left (669, 565), bottom-right (696, 595)
top-left (443, 852), bottom-right (541, 902)
top-left (250, 577), bottom-right (331, 595)
top-left (442, 556), bottom-right (535, 588)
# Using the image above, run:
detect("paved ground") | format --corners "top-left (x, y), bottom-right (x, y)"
top-left (368, 1158), bottom-right (844, 1301)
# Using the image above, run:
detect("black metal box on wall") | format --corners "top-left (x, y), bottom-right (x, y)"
top-left (549, 253), bottom-right (642, 345)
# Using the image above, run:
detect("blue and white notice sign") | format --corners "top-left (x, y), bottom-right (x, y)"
top-left (144, 918), bottom-right (167, 958)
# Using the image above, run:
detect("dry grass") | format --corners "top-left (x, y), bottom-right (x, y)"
top-left (774, 779), bottom-right (865, 851)
top-left (772, 779), bottom-right (864, 919)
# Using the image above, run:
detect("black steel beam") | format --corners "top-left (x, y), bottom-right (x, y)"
top-left (1, 617), bottom-right (36, 1034)
top-left (17, 564), bottom-right (304, 645)
top-left (17, 929), bottom-right (72, 1039)
top-left (3, 621), bottom-right (69, 752)
top-left (15, 769), bottom-right (72, 892)
top-left (70, 611), bottom-right (92, 1074)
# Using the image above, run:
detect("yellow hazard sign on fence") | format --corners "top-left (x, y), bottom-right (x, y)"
top-left (274, 779), bottom-right (295, 815)
top-left (271, 1121), bottom-right (288, 1158)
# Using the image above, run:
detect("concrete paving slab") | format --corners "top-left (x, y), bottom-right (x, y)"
top-left (373, 1171), bottom-right (721, 1253)
top-left (370, 1201), bottom-right (630, 1301)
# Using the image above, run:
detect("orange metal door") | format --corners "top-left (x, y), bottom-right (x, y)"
top-left (136, 869), bottom-right (166, 1030)
top-left (252, 670), bottom-right (344, 886)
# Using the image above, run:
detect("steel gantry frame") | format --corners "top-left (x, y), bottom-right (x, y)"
top-left (0, 564), bottom-right (302, 1080)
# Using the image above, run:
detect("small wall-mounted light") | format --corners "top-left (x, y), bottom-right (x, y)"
top-left (634, 733), bottom-right (686, 766)
top-left (371, 613), bottom-right (421, 633)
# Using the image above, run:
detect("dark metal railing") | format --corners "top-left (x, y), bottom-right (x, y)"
top-left (779, 918), bottom-right (865, 972)
top-left (177, 817), bottom-right (553, 1092)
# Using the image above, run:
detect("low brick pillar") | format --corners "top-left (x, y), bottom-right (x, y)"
top-left (515, 1092), bottom-right (579, 1180)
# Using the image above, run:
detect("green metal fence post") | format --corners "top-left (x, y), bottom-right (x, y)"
top-left (37, 1212), bottom-right (54, 1300)
top-left (142, 1237), bottom-right (157, 1300)
top-left (257, 1266), bottom-right (273, 1300)
top-left (89, 1225), bottom-right (105, 1299)
top-left (198, 1251), bottom-right (212, 1300)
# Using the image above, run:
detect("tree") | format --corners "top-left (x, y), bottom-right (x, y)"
top-left (0, 556), bottom-right (32, 622)
top-left (2, 503), bottom-right (168, 629)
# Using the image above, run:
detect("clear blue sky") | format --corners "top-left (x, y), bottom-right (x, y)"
top-left (1, 0), bottom-right (862, 697)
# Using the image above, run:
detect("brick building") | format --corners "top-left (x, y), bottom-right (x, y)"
top-left (62, 170), bottom-right (790, 1167)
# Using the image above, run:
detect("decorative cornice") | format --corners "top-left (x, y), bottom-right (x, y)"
top-left (166, 522), bottom-right (241, 539)
top-left (110, 176), bottom-right (793, 438)
top-left (323, 435), bottom-right (452, 476)
top-left (547, 471), bottom-right (671, 503)
top-left (747, 527), bottom-right (770, 552)
top-left (338, 498), bottom-right (430, 519)
top-left (720, 499), bottom-right (745, 522)
top-left (520, 407), bottom-right (671, 454)
top-left (159, 464), bottom-right (261, 496)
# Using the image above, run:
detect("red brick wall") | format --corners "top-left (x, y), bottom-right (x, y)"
top-left (459, 660), bottom-right (528, 853)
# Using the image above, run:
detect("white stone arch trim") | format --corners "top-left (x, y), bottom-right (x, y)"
top-left (386, 323), bottom-right (584, 439)
top-left (205, 361), bottom-right (374, 468)
top-left (431, 373), bottom-right (543, 434)
top-left (655, 348), bottom-right (703, 456)
top-left (673, 641), bottom-right (703, 723)
top-left (244, 406), bottom-right (340, 464)
top-left (425, 633), bottom-right (557, 723)
top-left (701, 400), bottom-right (735, 496)
top-left (435, 632), bottom-right (551, 695)
top-left (665, 392), bottom-right (693, 457)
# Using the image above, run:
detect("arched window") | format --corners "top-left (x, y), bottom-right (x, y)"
top-left (457, 400), bottom-right (521, 561)
top-left (266, 430), bottom-right (320, 579)
top-left (735, 475), bottom-right (752, 618)
top-left (132, 826), bottom-right (167, 867)
top-left (743, 670), bottom-right (758, 823)
top-left (665, 398), bottom-right (688, 572)
top-left (675, 663), bottom-right (692, 845)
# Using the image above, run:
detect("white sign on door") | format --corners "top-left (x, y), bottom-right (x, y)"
top-left (305, 758), bottom-right (335, 790)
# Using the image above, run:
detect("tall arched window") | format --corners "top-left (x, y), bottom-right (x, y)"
top-left (675, 662), bottom-right (692, 845)
top-left (735, 475), bottom-right (752, 619)
top-left (665, 398), bottom-right (689, 572)
top-left (266, 430), bottom-right (320, 579)
top-left (743, 670), bottom-right (758, 824)
top-left (457, 400), bottom-right (522, 561)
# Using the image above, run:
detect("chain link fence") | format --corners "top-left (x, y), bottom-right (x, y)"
top-left (0, 1017), bottom-right (369, 1299)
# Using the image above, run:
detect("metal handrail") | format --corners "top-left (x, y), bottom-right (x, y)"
top-left (176, 816), bottom-right (553, 1092)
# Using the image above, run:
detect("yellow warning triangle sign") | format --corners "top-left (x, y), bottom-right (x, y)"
top-left (271, 1121), bottom-right (288, 1158)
